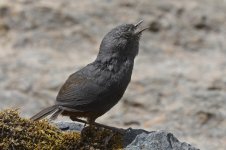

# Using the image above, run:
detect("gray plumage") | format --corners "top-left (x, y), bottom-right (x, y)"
top-left (31, 21), bottom-right (148, 124)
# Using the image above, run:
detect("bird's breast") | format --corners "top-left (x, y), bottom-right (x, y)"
top-left (97, 59), bottom-right (134, 90)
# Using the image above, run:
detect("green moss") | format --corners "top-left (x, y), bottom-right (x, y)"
top-left (0, 109), bottom-right (123, 150)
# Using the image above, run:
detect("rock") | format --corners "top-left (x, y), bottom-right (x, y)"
top-left (55, 121), bottom-right (199, 150)
top-left (124, 130), bottom-right (199, 150)
top-left (55, 121), bottom-right (84, 131)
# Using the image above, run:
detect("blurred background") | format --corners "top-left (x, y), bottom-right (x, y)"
top-left (0, 0), bottom-right (226, 149)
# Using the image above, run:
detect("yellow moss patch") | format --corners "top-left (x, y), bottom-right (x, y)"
top-left (0, 109), bottom-right (123, 150)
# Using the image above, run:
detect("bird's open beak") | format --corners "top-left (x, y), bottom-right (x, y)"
top-left (134, 20), bottom-right (149, 35)
top-left (135, 20), bottom-right (144, 28)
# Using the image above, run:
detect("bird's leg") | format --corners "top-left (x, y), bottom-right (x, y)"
top-left (87, 117), bottom-right (125, 134)
top-left (92, 122), bottom-right (125, 134)
top-left (87, 118), bottom-right (121, 148)
top-left (70, 117), bottom-right (88, 124)
top-left (87, 117), bottom-right (95, 127)
top-left (70, 117), bottom-right (125, 134)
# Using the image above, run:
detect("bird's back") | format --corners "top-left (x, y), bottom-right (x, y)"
top-left (56, 57), bottom-right (134, 114)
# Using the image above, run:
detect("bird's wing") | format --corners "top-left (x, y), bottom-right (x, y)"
top-left (56, 72), bottom-right (106, 107)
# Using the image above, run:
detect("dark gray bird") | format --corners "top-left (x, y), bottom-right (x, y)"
top-left (31, 20), bottom-right (148, 127)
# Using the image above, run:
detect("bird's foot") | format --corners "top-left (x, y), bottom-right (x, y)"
top-left (70, 117), bottom-right (125, 134)
top-left (92, 122), bottom-right (125, 134)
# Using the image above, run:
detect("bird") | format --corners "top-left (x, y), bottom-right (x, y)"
top-left (31, 20), bottom-right (149, 128)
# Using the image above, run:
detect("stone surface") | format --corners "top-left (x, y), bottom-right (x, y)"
top-left (0, 0), bottom-right (226, 149)
top-left (124, 130), bottom-right (199, 150)
top-left (55, 121), bottom-right (199, 150)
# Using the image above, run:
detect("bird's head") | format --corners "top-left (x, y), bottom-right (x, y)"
top-left (98, 20), bottom-right (148, 59)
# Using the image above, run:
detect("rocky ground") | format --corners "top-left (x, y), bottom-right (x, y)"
top-left (0, 0), bottom-right (225, 149)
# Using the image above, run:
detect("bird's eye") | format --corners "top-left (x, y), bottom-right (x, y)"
top-left (128, 27), bottom-right (133, 32)
top-left (122, 33), bottom-right (131, 39)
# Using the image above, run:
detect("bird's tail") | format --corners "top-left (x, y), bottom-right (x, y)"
top-left (30, 105), bottom-right (60, 121)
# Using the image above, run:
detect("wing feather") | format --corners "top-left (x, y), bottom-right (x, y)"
top-left (56, 73), bottom-right (105, 107)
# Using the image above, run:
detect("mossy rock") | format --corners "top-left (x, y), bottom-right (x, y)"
top-left (0, 109), bottom-right (123, 150)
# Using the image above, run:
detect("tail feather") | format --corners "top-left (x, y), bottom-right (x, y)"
top-left (30, 105), bottom-right (59, 121)
top-left (49, 109), bottom-right (64, 120)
